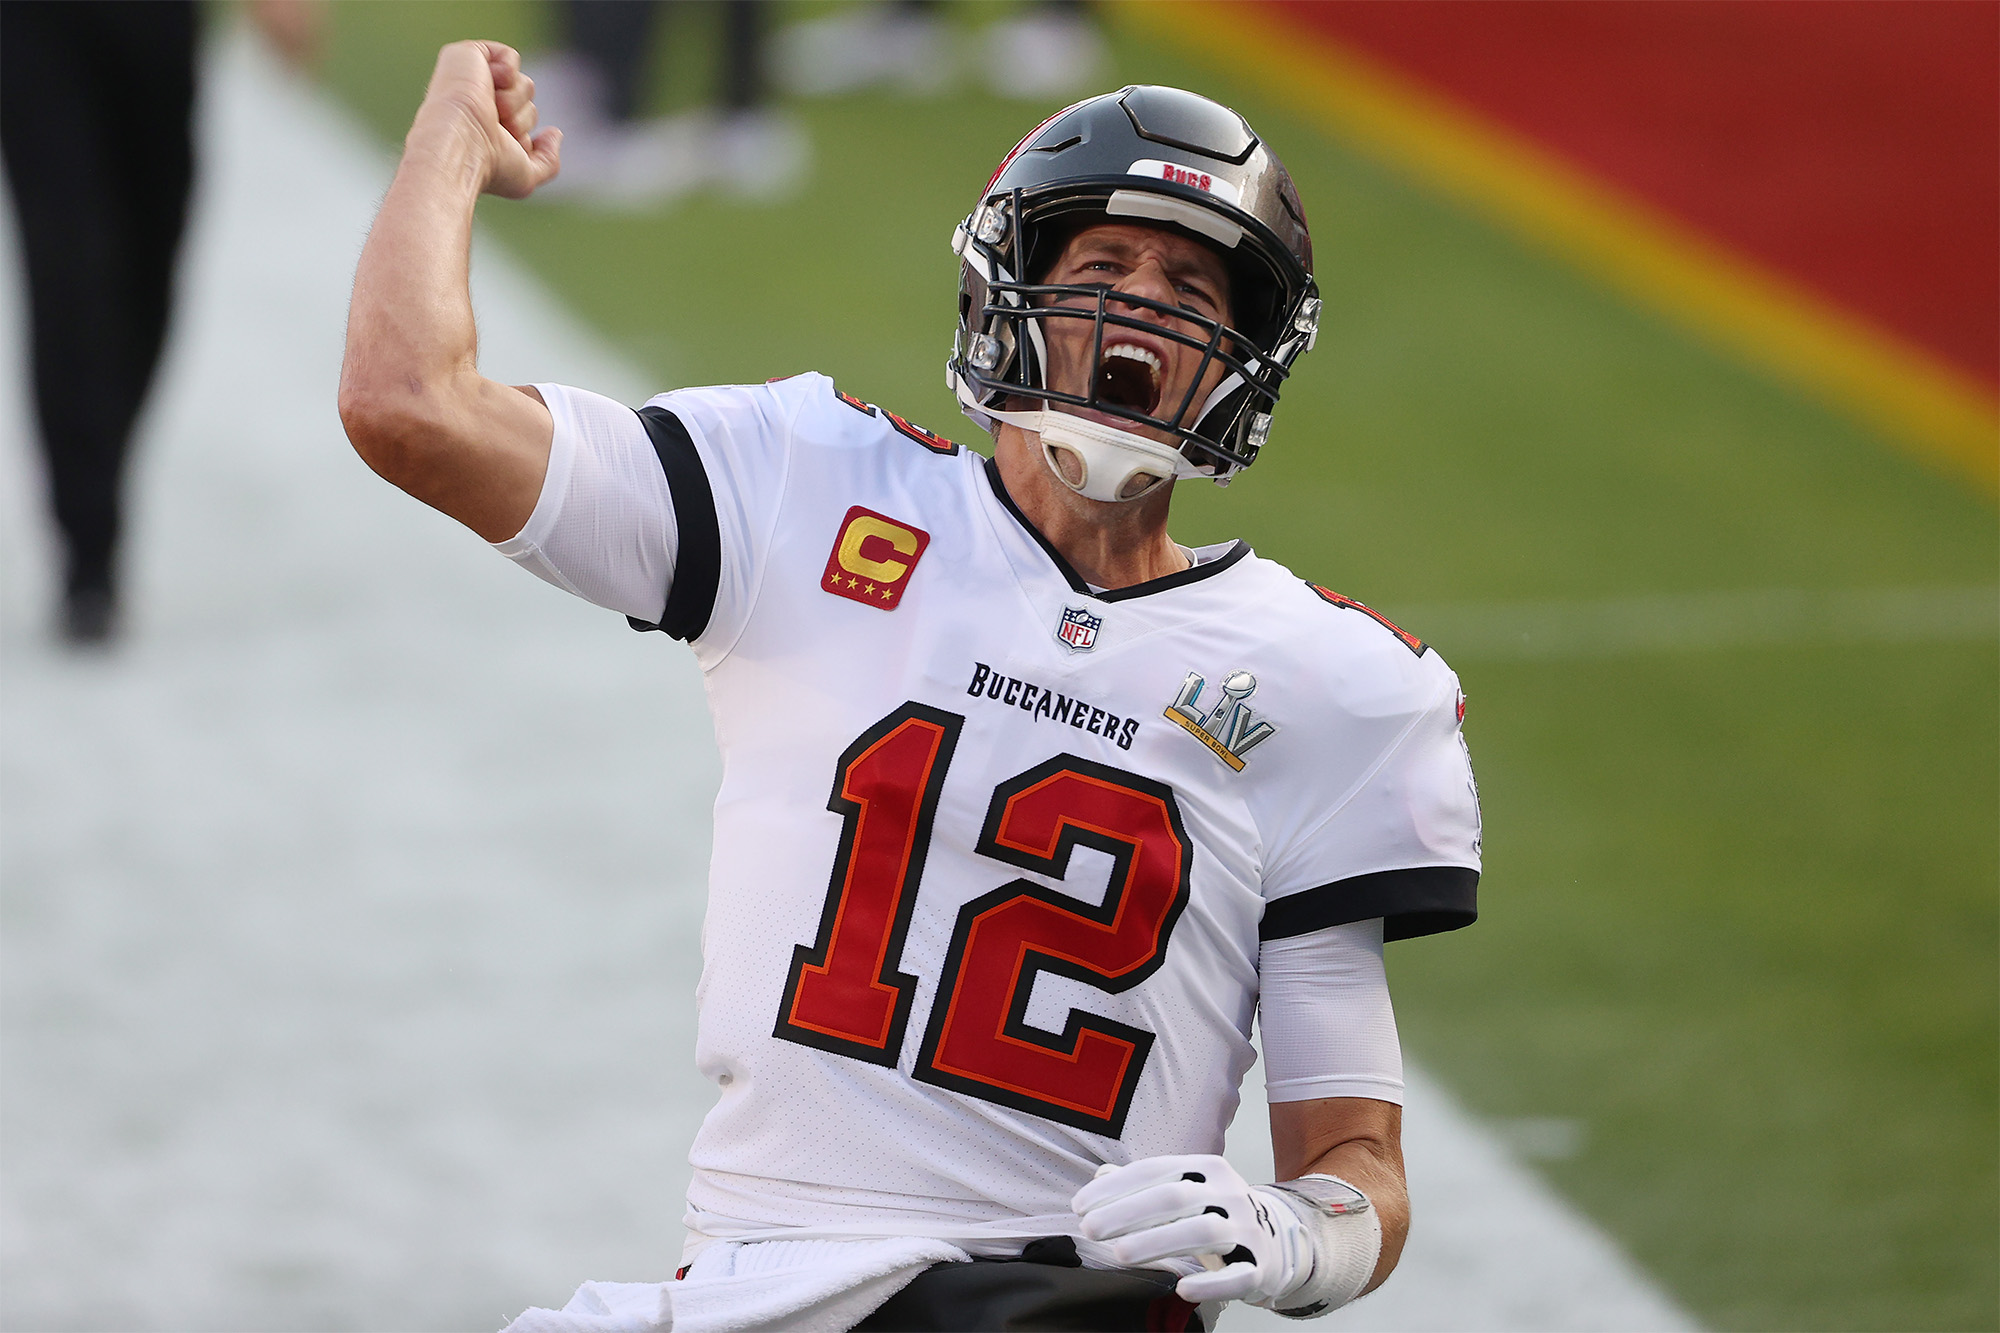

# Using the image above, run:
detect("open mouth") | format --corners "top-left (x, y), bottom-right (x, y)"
top-left (1095, 343), bottom-right (1162, 417)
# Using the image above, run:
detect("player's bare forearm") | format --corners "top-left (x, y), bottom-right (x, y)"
top-left (338, 41), bottom-right (559, 541)
top-left (344, 117), bottom-right (483, 423)
top-left (1270, 1096), bottom-right (1410, 1295)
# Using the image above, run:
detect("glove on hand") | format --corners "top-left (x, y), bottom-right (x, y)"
top-left (1071, 1154), bottom-right (1312, 1306)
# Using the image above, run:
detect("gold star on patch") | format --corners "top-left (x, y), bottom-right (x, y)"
top-left (847, 577), bottom-right (860, 589)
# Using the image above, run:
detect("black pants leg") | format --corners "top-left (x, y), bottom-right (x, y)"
top-left (852, 1256), bottom-right (1203, 1332)
top-left (1, 1), bottom-right (197, 614)
top-left (563, 1), bottom-right (762, 119)
top-left (561, 0), bottom-right (662, 124)
top-left (718, 1), bottom-right (763, 113)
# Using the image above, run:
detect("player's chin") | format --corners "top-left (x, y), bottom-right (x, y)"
top-left (1059, 403), bottom-right (1184, 449)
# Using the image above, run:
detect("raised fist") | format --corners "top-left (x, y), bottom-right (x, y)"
top-left (416, 40), bottom-right (560, 199)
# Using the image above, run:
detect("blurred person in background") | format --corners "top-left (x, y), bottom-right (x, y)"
top-left (0, 0), bottom-right (320, 647)
top-left (341, 38), bottom-right (1482, 1333)
top-left (532, 0), bottom-right (806, 208)
top-left (776, 0), bottom-right (1104, 100)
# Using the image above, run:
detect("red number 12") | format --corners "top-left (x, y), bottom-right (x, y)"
top-left (774, 703), bottom-right (1191, 1137)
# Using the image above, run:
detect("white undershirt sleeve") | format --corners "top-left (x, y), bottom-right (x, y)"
top-left (491, 383), bottom-right (679, 623)
top-left (1258, 918), bottom-right (1404, 1105)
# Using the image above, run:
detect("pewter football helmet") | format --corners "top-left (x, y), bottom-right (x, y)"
top-left (947, 85), bottom-right (1319, 500)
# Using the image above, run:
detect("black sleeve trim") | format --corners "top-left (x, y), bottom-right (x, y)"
top-left (627, 406), bottom-right (720, 642)
top-left (1260, 866), bottom-right (1479, 942)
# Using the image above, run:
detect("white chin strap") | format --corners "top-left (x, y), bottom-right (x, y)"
top-left (986, 405), bottom-right (1208, 503)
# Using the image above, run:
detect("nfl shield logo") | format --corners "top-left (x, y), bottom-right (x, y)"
top-left (1055, 606), bottom-right (1102, 653)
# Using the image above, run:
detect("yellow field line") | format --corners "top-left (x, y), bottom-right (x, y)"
top-left (1124, 1), bottom-right (1999, 496)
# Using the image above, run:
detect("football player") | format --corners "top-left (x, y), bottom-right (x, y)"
top-left (341, 41), bottom-right (1481, 1332)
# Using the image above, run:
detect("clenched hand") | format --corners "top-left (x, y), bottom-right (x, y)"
top-left (413, 40), bottom-right (560, 199)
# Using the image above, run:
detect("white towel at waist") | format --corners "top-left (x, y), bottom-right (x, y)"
top-left (681, 1205), bottom-right (1200, 1276)
top-left (500, 1236), bottom-right (968, 1333)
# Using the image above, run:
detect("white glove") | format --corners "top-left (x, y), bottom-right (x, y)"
top-left (1071, 1154), bottom-right (1311, 1306)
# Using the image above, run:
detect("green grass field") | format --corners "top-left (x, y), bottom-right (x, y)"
top-left (321, 5), bottom-right (1998, 1328)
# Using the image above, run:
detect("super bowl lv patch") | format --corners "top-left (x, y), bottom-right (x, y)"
top-left (1165, 668), bottom-right (1279, 771)
top-left (823, 506), bottom-right (931, 610)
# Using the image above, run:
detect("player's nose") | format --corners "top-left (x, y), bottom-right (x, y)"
top-left (1108, 259), bottom-right (1202, 347)
top-left (1111, 257), bottom-right (1178, 312)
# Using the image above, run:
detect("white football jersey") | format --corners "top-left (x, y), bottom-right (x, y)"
top-left (519, 373), bottom-right (1480, 1248)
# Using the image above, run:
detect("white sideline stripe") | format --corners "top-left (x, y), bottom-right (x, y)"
top-left (0, 30), bottom-right (1695, 1333)
top-left (1410, 586), bottom-right (1996, 661)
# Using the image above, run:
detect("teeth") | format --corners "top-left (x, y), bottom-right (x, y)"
top-left (1105, 344), bottom-right (1162, 374)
